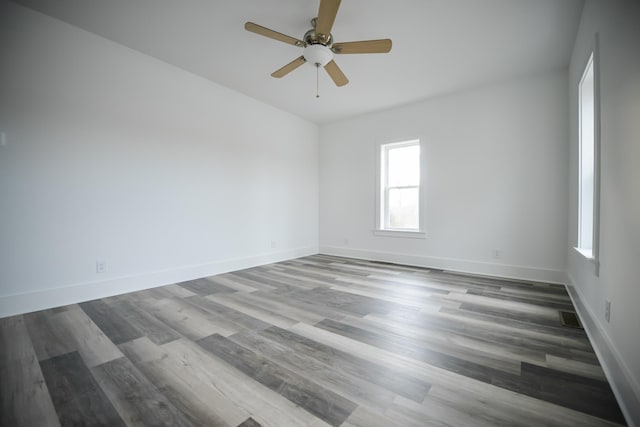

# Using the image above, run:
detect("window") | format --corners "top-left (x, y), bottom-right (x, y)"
top-left (578, 54), bottom-right (595, 256)
top-left (375, 139), bottom-right (425, 237)
top-left (576, 48), bottom-right (599, 267)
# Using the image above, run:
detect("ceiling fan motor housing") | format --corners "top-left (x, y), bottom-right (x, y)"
top-left (303, 44), bottom-right (333, 66)
top-left (304, 31), bottom-right (333, 47)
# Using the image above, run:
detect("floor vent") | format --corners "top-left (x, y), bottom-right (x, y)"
top-left (559, 311), bottom-right (583, 328)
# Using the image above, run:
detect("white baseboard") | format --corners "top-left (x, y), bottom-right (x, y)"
top-left (0, 246), bottom-right (318, 318)
top-left (566, 275), bottom-right (640, 427)
top-left (319, 246), bottom-right (566, 284)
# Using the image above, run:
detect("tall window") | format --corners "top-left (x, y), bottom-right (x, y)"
top-left (380, 140), bottom-right (421, 231)
top-left (578, 53), bottom-right (595, 257)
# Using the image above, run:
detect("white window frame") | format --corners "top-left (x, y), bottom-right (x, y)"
top-left (574, 34), bottom-right (601, 275)
top-left (374, 138), bottom-right (426, 239)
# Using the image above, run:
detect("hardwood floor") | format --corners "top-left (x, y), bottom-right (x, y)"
top-left (0, 255), bottom-right (627, 426)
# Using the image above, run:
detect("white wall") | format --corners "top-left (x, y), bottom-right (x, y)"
top-left (0, 2), bottom-right (319, 317)
top-left (566, 1), bottom-right (640, 424)
top-left (319, 70), bottom-right (569, 283)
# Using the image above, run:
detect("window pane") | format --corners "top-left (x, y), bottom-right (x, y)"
top-left (388, 144), bottom-right (419, 187)
top-left (579, 55), bottom-right (595, 251)
top-left (388, 187), bottom-right (419, 229)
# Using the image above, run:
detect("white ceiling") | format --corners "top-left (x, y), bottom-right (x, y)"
top-left (14, 0), bottom-right (585, 124)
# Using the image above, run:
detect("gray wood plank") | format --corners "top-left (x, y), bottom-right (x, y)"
top-left (119, 337), bottom-right (248, 426)
top-left (54, 306), bottom-right (124, 367)
top-left (197, 333), bottom-right (357, 427)
top-left (106, 297), bottom-right (181, 345)
top-left (519, 362), bottom-right (625, 424)
top-left (184, 295), bottom-right (272, 331)
top-left (39, 351), bottom-right (125, 427)
top-left (0, 315), bottom-right (60, 427)
top-left (315, 318), bottom-right (523, 386)
top-left (237, 417), bottom-right (262, 427)
top-left (120, 336), bottom-right (321, 427)
top-left (137, 296), bottom-right (237, 339)
top-left (79, 299), bottom-right (143, 345)
top-left (91, 356), bottom-right (195, 427)
top-left (205, 293), bottom-right (299, 329)
top-left (257, 325), bottom-right (432, 403)
top-left (23, 309), bottom-right (77, 361)
top-left (178, 278), bottom-right (236, 295)
top-left (229, 329), bottom-right (397, 410)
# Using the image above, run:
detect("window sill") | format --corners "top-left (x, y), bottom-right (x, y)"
top-left (574, 247), bottom-right (594, 262)
top-left (372, 229), bottom-right (426, 239)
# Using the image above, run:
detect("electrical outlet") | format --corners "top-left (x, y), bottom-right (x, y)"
top-left (493, 249), bottom-right (501, 259)
top-left (96, 260), bottom-right (107, 274)
top-left (343, 237), bottom-right (349, 246)
top-left (605, 300), bottom-right (611, 322)
top-left (270, 240), bottom-right (276, 249)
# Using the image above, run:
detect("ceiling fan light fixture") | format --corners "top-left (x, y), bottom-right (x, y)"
top-left (303, 44), bottom-right (333, 67)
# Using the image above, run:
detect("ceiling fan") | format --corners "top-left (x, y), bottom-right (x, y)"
top-left (244, 0), bottom-right (392, 89)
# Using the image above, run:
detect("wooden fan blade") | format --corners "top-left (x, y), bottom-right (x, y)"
top-left (316, 0), bottom-right (341, 40)
top-left (324, 60), bottom-right (349, 87)
top-left (271, 56), bottom-right (307, 78)
top-left (332, 39), bottom-right (392, 54)
top-left (245, 22), bottom-right (306, 47)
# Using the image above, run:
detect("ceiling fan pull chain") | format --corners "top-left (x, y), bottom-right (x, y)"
top-left (316, 62), bottom-right (320, 98)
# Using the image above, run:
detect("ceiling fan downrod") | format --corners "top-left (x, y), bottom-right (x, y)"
top-left (316, 62), bottom-right (321, 98)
